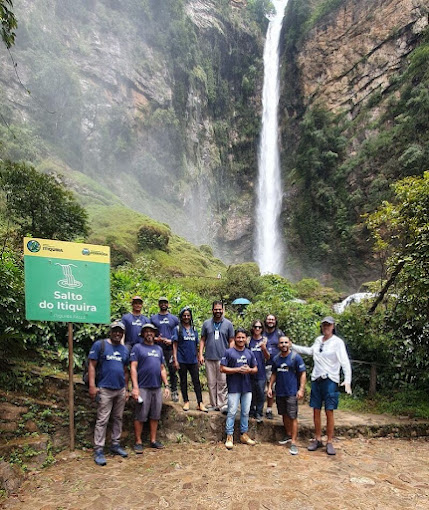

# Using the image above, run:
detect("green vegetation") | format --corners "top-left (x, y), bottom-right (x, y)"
top-left (0, 160), bottom-right (89, 241)
top-left (0, 0), bottom-right (17, 48)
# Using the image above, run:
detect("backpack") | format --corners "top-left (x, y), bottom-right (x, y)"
top-left (273, 351), bottom-right (297, 374)
top-left (82, 339), bottom-right (105, 388)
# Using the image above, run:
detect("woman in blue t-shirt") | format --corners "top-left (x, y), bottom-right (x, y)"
top-left (248, 320), bottom-right (270, 422)
top-left (172, 307), bottom-right (208, 412)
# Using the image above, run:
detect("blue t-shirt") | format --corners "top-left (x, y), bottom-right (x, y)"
top-left (220, 347), bottom-right (257, 394)
top-left (172, 326), bottom-right (199, 364)
top-left (121, 312), bottom-right (150, 347)
top-left (150, 313), bottom-right (179, 341)
top-left (248, 337), bottom-right (266, 381)
top-left (265, 329), bottom-right (284, 365)
top-left (201, 318), bottom-right (235, 360)
top-left (88, 340), bottom-right (129, 390)
top-left (130, 343), bottom-right (165, 388)
top-left (272, 352), bottom-right (306, 397)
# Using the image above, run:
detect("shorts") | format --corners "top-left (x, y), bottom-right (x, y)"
top-left (276, 395), bottom-right (298, 419)
top-left (309, 378), bottom-right (339, 410)
top-left (134, 387), bottom-right (163, 422)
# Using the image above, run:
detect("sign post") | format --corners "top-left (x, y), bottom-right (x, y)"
top-left (24, 238), bottom-right (110, 450)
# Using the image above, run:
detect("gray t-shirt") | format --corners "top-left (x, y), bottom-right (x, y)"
top-left (201, 318), bottom-right (234, 361)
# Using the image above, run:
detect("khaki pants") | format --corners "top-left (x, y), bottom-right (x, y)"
top-left (205, 359), bottom-right (227, 408)
top-left (94, 387), bottom-right (126, 448)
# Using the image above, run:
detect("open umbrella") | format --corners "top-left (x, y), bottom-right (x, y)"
top-left (231, 298), bottom-right (251, 305)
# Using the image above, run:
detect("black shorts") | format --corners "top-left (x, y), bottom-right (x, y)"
top-left (276, 395), bottom-right (298, 419)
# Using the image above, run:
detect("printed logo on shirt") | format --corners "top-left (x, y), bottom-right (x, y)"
top-left (237, 355), bottom-right (249, 365)
top-left (106, 354), bottom-right (124, 362)
top-left (148, 350), bottom-right (160, 357)
top-left (278, 362), bottom-right (290, 372)
top-left (132, 319), bottom-right (143, 326)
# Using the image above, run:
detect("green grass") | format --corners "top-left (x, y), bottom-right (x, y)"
top-left (339, 390), bottom-right (429, 419)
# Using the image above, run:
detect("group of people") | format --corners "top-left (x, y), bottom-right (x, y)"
top-left (88, 297), bottom-right (352, 466)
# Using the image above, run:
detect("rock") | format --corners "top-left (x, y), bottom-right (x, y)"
top-left (0, 460), bottom-right (25, 494)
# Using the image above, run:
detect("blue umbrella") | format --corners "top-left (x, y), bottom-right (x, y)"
top-left (231, 298), bottom-right (251, 305)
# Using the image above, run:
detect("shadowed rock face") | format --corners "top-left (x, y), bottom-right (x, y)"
top-left (297, 0), bottom-right (428, 116)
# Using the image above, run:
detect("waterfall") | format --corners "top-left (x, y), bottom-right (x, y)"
top-left (255, 0), bottom-right (288, 275)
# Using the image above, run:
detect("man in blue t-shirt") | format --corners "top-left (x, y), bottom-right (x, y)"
top-left (199, 301), bottom-right (235, 412)
top-left (130, 323), bottom-right (170, 452)
top-left (268, 336), bottom-right (306, 455)
top-left (121, 296), bottom-right (149, 349)
top-left (220, 328), bottom-right (257, 450)
top-left (264, 314), bottom-right (284, 419)
top-left (88, 321), bottom-right (130, 466)
top-left (150, 296), bottom-right (179, 402)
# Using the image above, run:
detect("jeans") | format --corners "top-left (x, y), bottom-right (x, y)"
top-left (251, 378), bottom-right (265, 417)
top-left (225, 392), bottom-right (252, 435)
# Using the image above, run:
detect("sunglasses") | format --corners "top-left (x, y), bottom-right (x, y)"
top-left (254, 326), bottom-right (263, 329)
top-left (319, 343), bottom-right (324, 353)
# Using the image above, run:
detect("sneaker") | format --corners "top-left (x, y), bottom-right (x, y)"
top-left (197, 403), bottom-right (208, 413)
top-left (133, 443), bottom-right (144, 454)
top-left (94, 449), bottom-right (107, 466)
top-left (256, 414), bottom-right (263, 423)
top-left (289, 444), bottom-right (299, 455)
top-left (171, 391), bottom-right (179, 402)
top-left (278, 435), bottom-right (292, 445)
top-left (221, 405), bottom-right (228, 415)
top-left (183, 402), bottom-right (190, 411)
top-left (110, 445), bottom-right (128, 457)
top-left (206, 405), bottom-right (217, 411)
top-left (326, 442), bottom-right (336, 455)
top-left (150, 440), bottom-right (165, 449)
top-left (266, 410), bottom-right (273, 420)
top-left (240, 433), bottom-right (256, 446)
top-left (225, 435), bottom-right (234, 450)
top-left (307, 439), bottom-right (323, 451)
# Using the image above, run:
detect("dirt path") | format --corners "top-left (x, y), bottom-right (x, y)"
top-left (2, 437), bottom-right (428, 510)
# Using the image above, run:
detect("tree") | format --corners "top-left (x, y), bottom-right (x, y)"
top-left (366, 172), bottom-right (429, 387)
top-left (0, 0), bottom-right (17, 48)
top-left (0, 160), bottom-right (89, 240)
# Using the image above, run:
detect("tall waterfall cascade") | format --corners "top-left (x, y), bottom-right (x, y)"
top-left (255, 0), bottom-right (288, 275)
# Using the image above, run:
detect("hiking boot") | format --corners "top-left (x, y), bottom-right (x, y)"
top-left (171, 391), bottom-right (179, 402)
top-left (265, 410), bottom-right (273, 420)
top-left (94, 448), bottom-right (107, 466)
top-left (278, 435), bottom-right (292, 445)
top-left (110, 445), bottom-right (128, 457)
top-left (183, 401), bottom-right (190, 411)
top-left (150, 440), bottom-right (165, 449)
top-left (240, 433), bottom-right (256, 446)
top-left (133, 443), bottom-right (144, 454)
top-left (326, 442), bottom-right (336, 455)
top-left (225, 435), bottom-right (234, 450)
top-left (197, 403), bottom-right (208, 413)
top-left (289, 444), bottom-right (299, 455)
top-left (307, 439), bottom-right (323, 451)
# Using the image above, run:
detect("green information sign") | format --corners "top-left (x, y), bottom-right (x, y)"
top-left (24, 238), bottom-right (110, 324)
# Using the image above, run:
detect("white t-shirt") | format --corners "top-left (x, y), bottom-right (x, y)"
top-left (292, 334), bottom-right (351, 384)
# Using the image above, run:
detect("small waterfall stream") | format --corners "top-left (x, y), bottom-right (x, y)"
top-left (255, 0), bottom-right (288, 275)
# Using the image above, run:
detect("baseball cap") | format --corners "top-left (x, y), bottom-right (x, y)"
top-left (110, 320), bottom-right (125, 331)
top-left (131, 295), bottom-right (143, 302)
top-left (140, 323), bottom-right (158, 335)
top-left (321, 316), bottom-right (335, 324)
top-left (158, 296), bottom-right (169, 302)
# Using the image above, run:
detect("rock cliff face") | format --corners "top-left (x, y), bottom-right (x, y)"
top-left (0, 0), bottom-right (262, 263)
top-left (297, 0), bottom-right (428, 115)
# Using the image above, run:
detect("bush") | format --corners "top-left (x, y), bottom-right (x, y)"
top-left (137, 223), bottom-right (171, 252)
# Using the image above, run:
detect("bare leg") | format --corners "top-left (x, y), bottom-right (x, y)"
top-left (134, 420), bottom-right (143, 444)
top-left (267, 395), bottom-right (274, 408)
top-left (326, 410), bottom-right (334, 443)
top-left (291, 418), bottom-right (298, 444)
top-left (149, 419), bottom-right (159, 443)
top-left (282, 415), bottom-right (292, 436)
top-left (313, 408), bottom-right (322, 440)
